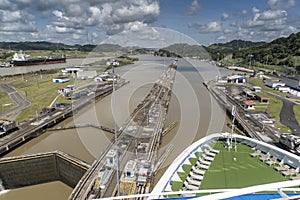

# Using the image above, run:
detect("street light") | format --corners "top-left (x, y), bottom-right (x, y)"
top-left (112, 62), bottom-right (120, 196)
top-left (248, 54), bottom-right (254, 68)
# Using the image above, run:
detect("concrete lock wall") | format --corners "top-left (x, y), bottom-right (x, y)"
top-left (56, 155), bottom-right (88, 188)
top-left (0, 152), bottom-right (89, 189)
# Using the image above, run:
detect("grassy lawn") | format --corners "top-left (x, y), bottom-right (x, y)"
top-left (275, 123), bottom-right (292, 133)
top-left (249, 78), bottom-right (294, 133)
top-left (169, 142), bottom-right (289, 194)
top-left (200, 142), bottom-right (288, 189)
top-left (293, 105), bottom-right (300, 127)
top-left (249, 78), bottom-right (286, 121)
top-left (250, 102), bottom-right (268, 112)
top-left (254, 92), bottom-right (282, 121)
top-left (7, 73), bottom-right (75, 122)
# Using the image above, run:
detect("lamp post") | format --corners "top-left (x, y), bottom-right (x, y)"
top-left (112, 62), bottom-right (120, 196)
top-left (249, 54), bottom-right (254, 68)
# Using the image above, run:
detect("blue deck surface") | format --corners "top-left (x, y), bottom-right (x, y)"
top-left (159, 193), bottom-right (300, 200)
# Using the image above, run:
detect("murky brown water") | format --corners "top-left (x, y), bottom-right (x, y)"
top-left (1, 56), bottom-right (233, 199)
top-left (0, 181), bottom-right (73, 200)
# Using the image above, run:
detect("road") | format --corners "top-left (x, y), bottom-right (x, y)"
top-left (263, 90), bottom-right (300, 134)
top-left (0, 83), bottom-right (30, 119)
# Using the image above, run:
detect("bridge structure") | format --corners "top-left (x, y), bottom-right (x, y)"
top-left (69, 62), bottom-right (177, 199)
top-left (47, 123), bottom-right (117, 134)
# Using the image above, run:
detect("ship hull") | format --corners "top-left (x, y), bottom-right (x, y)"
top-left (11, 57), bottom-right (66, 66)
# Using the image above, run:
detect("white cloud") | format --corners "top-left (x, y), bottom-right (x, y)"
top-left (230, 21), bottom-right (238, 27)
top-left (252, 7), bottom-right (260, 13)
top-left (86, 6), bottom-right (102, 26)
top-left (236, 9), bottom-right (248, 17)
top-left (268, 0), bottom-right (296, 10)
top-left (243, 9), bottom-right (287, 31)
top-left (189, 21), bottom-right (222, 33)
top-left (221, 13), bottom-right (229, 21)
top-left (111, 1), bottom-right (159, 24)
top-left (288, 26), bottom-right (297, 32)
top-left (0, 22), bottom-right (37, 33)
top-left (0, 0), bottom-right (17, 10)
top-left (0, 10), bottom-right (37, 33)
top-left (223, 28), bottom-right (232, 34)
top-left (216, 35), bottom-right (226, 40)
top-left (186, 0), bottom-right (200, 15)
top-left (257, 10), bottom-right (287, 20)
top-left (0, 0), bottom-right (160, 44)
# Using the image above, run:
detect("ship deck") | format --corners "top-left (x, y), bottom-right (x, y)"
top-left (150, 133), bottom-right (300, 199)
top-left (171, 141), bottom-right (289, 193)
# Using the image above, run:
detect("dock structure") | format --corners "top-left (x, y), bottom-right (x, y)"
top-left (69, 62), bottom-right (177, 199)
top-left (0, 151), bottom-right (90, 189)
top-left (0, 80), bottom-right (129, 156)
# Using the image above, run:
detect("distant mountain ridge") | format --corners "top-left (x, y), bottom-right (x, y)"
top-left (1, 31), bottom-right (299, 70)
top-left (208, 40), bottom-right (266, 51)
top-left (0, 41), bottom-right (127, 52)
top-left (232, 32), bottom-right (300, 68)
top-left (162, 43), bottom-right (210, 59)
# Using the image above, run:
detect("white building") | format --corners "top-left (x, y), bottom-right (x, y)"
top-left (289, 88), bottom-right (300, 97)
top-left (53, 77), bottom-right (70, 83)
top-left (227, 75), bottom-right (246, 83)
top-left (264, 78), bottom-right (285, 88)
top-left (252, 86), bottom-right (262, 92)
top-left (61, 67), bottom-right (83, 75)
top-left (274, 86), bottom-right (290, 93)
top-left (76, 71), bottom-right (97, 80)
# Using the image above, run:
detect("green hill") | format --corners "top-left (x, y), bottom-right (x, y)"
top-left (232, 32), bottom-right (300, 69)
top-left (0, 41), bottom-right (128, 53)
top-left (160, 43), bottom-right (210, 59)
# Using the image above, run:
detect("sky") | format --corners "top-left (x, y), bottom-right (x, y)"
top-left (0, 0), bottom-right (299, 47)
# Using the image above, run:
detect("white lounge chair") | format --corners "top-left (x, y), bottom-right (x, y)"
top-left (259, 153), bottom-right (270, 162)
top-left (184, 181), bottom-right (199, 190)
top-left (189, 171), bottom-right (203, 181)
top-left (198, 164), bottom-right (209, 170)
top-left (198, 158), bottom-right (211, 166)
top-left (266, 157), bottom-right (277, 166)
top-left (204, 149), bottom-right (216, 157)
top-left (204, 144), bottom-right (220, 154)
top-left (282, 168), bottom-right (297, 177)
top-left (187, 177), bottom-right (201, 186)
top-left (202, 155), bottom-right (214, 162)
top-left (274, 165), bottom-right (290, 171)
top-left (250, 150), bottom-right (261, 157)
top-left (192, 166), bottom-right (205, 175)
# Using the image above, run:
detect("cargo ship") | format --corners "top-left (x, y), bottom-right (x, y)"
top-left (10, 51), bottom-right (66, 66)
